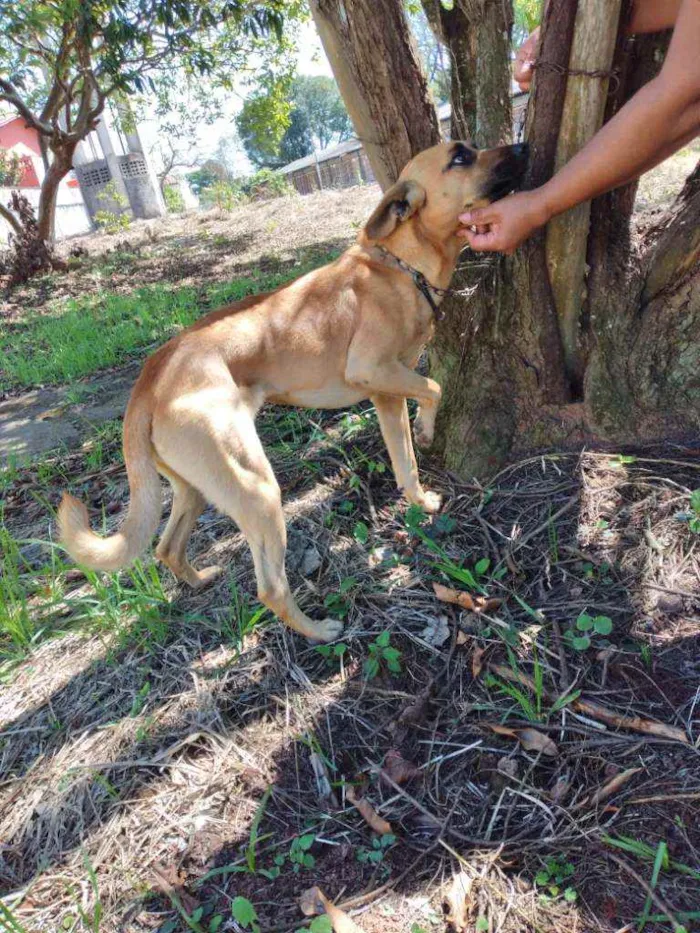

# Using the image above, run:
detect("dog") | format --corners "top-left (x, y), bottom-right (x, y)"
top-left (59, 140), bottom-right (528, 642)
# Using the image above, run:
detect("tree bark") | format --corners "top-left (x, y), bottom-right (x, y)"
top-left (545, 0), bottom-right (623, 390)
top-left (36, 142), bottom-right (77, 244)
top-left (0, 200), bottom-right (23, 236)
top-left (309, 0), bottom-right (441, 190)
top-left (318, 0), bottom-right (699, 478)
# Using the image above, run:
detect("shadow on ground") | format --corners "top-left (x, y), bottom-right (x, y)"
top-left (1, 426), bottom-right (699, 933)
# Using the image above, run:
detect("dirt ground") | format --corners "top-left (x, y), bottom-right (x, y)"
top-left (1, 153), bottom-right (700, 933)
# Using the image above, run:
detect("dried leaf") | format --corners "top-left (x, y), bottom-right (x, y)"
top-left (486, 723), bottom-right (558, 757)
top-left (517, 727), bottom-right (558, 757)
top-left (589, 767), bottom-right (641, 806)
top-left (346, 785), bottom-right (392, 835)
top-left (434, 582), bottom-right (477, 610)
top-left (472, 645), bottom-right (485, 678)
top-left (486, 723), bottom-right (518, 739)
top-left (433, 583), bottom-right (502, 614)
top-left (300, 887), bottom-right (367, 933)
top-left (444, 870), bottom-right (474, 932)
top-left (456, 630), bottom-right (470, 646)
top-left (381, 749), bottom-right (420, 786)
top-left (151, 863), bottom-right (198, 915)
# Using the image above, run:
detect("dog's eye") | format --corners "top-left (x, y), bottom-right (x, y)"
top-left (449, 149), bottom-right (475, 168)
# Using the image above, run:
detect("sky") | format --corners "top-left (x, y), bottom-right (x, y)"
top-left (138, 20), bottom-right (333, 177)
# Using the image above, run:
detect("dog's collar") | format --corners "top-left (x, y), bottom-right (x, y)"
top-left (374, 245), bottom-right (450, 322)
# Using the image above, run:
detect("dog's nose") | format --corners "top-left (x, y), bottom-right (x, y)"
top-left (511, 143), bottom-right (529, 159)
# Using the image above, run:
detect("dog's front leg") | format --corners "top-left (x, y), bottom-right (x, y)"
top-left (371, 395), bottom-right (441, 512)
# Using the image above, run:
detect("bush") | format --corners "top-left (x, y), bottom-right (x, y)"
top-left (163, 183), bottom-right (185, 213)
top-left (94, 181), bottom-right (131, 234)
top-left (200, 180), bottom-right (245, 211)
top-left (244, 168), bottom-right (294, 201)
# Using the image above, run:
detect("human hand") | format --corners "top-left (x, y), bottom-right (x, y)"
top-left (514, 26), bottom-right (540, 92)
top-left (458, 190), bottom-right (551, 254)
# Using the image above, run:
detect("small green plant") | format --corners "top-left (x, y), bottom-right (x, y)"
top-left (353, 521), bottom-right (369, 544)
top-left (565, 611), bottom-right (614, 651)
top-left (357, 833), bottom-right (395, 865)
top-left (365, 630), bottom-right (402, 678)
top-left (307, 918), bottom-right (333, 933)
top-left (316, 642), bottom-right (348, 667)
top-left (231, 897), bottom-right (260, 932)
top-left (94, 181), bottom-right (131, 233)
top-left (684, 489), bottom-right (700, 533)
top-left (288, 833), bottom-right (316, 872)
top-left (163, 183), bottom-right (186, 213)
top-left (323, 576), bottom-right (357, 620)
top-left (534, 857), bottom-right (577, 903)
top-left (222, 581), bottom-right (268, 652)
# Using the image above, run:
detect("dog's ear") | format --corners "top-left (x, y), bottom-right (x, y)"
top-left (364, 180), bottom-right (426, 241)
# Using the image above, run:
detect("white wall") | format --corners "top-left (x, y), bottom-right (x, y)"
top-left (0, 184), bottom-right (92, 246)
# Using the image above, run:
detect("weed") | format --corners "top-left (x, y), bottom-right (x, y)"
top-left (565, 611), bottom-right (614, 652)
top-left (316, 642), bottom-right (348, 667)
top-left (679, 489), bottom-right (700, 534)
top-left (221, 581), bottom-right (268, 652)
top-left (231, 896), bottom-right (260, 933)
top-left (365, 630), bottom-right (402, 678)
top-left (357, 833), bottom-right (396, 865)
top-left (534, 856), bottom-right (577, 903)
top-left (288, 833), bottom-right (316, 872)
top-left (323, 576), bottom-right (357, 621)
top-left (353, 521), bottom-right (369, 544)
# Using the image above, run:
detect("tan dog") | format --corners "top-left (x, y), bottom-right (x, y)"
top-left (59, 141), bottom-right (528, 642)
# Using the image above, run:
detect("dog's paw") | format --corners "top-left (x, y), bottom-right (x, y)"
top-left (416, 490), bottom-right (442, 513)
top-left (310, 617), bottom-right (345, 643)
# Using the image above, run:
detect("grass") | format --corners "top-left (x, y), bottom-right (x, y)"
top-left (0, 255), bottom-right (336, 393)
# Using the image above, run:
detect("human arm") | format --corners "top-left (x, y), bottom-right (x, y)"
top-left (462, 0), bottom-right (700, 253)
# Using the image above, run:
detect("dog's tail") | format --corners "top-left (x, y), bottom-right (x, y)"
top-left (58, 399), bottom-right (162, 572)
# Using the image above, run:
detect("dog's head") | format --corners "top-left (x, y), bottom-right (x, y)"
top-left (363, 141), bottom-right (529, 243)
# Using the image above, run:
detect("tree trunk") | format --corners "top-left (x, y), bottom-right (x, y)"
top-left (37, 142), bottom-right (76, 244)
top-left (318, 0), bottom-right (700, 477)
top-left (309, 0), bottom-right (441, 190)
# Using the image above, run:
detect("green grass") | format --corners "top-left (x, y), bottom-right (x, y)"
top-left (0, 255), bottom-right (336, 392)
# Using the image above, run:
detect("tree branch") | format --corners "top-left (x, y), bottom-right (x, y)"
top-left (0, 199), bottom-right (22, 236)
top-left (0, 78), bottom-right (53, 136)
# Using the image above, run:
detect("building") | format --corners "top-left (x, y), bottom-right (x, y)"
top-left (72, 103), bottom-right (165, 224)
top-left (0, 115), bottom-right (91, 244)
top-left (0, 104), bottom-right (165, 246)
top-left (280, 94), bottom-right (529, 195)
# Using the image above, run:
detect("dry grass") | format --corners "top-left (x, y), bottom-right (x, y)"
top-left (2, 409), bottom-right (699, 932)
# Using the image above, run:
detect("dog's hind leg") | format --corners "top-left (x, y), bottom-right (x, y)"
top-left (372, 394), bottom-right (442, 513)
top-left (155, 471), bottom-right (222, 589)
top-left (153, 398), bottom-right (343, 642)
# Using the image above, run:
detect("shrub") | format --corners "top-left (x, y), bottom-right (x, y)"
top-left (244, 168), bottom-right (294, 201)
top-left (94, 181), bottom-right (131, 234)
top-left (163, 183), bottom-right (185, 213)
top-left (200, 180), bottom-right (245, 211)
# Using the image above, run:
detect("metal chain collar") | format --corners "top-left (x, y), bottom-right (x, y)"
top-left (375, 245), bottom-right (478, 322)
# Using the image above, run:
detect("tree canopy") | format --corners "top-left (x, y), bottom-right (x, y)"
top-left (236, 73), bottom-right (352, 168)
top-left (0, 0), bottom-right (299, 267)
